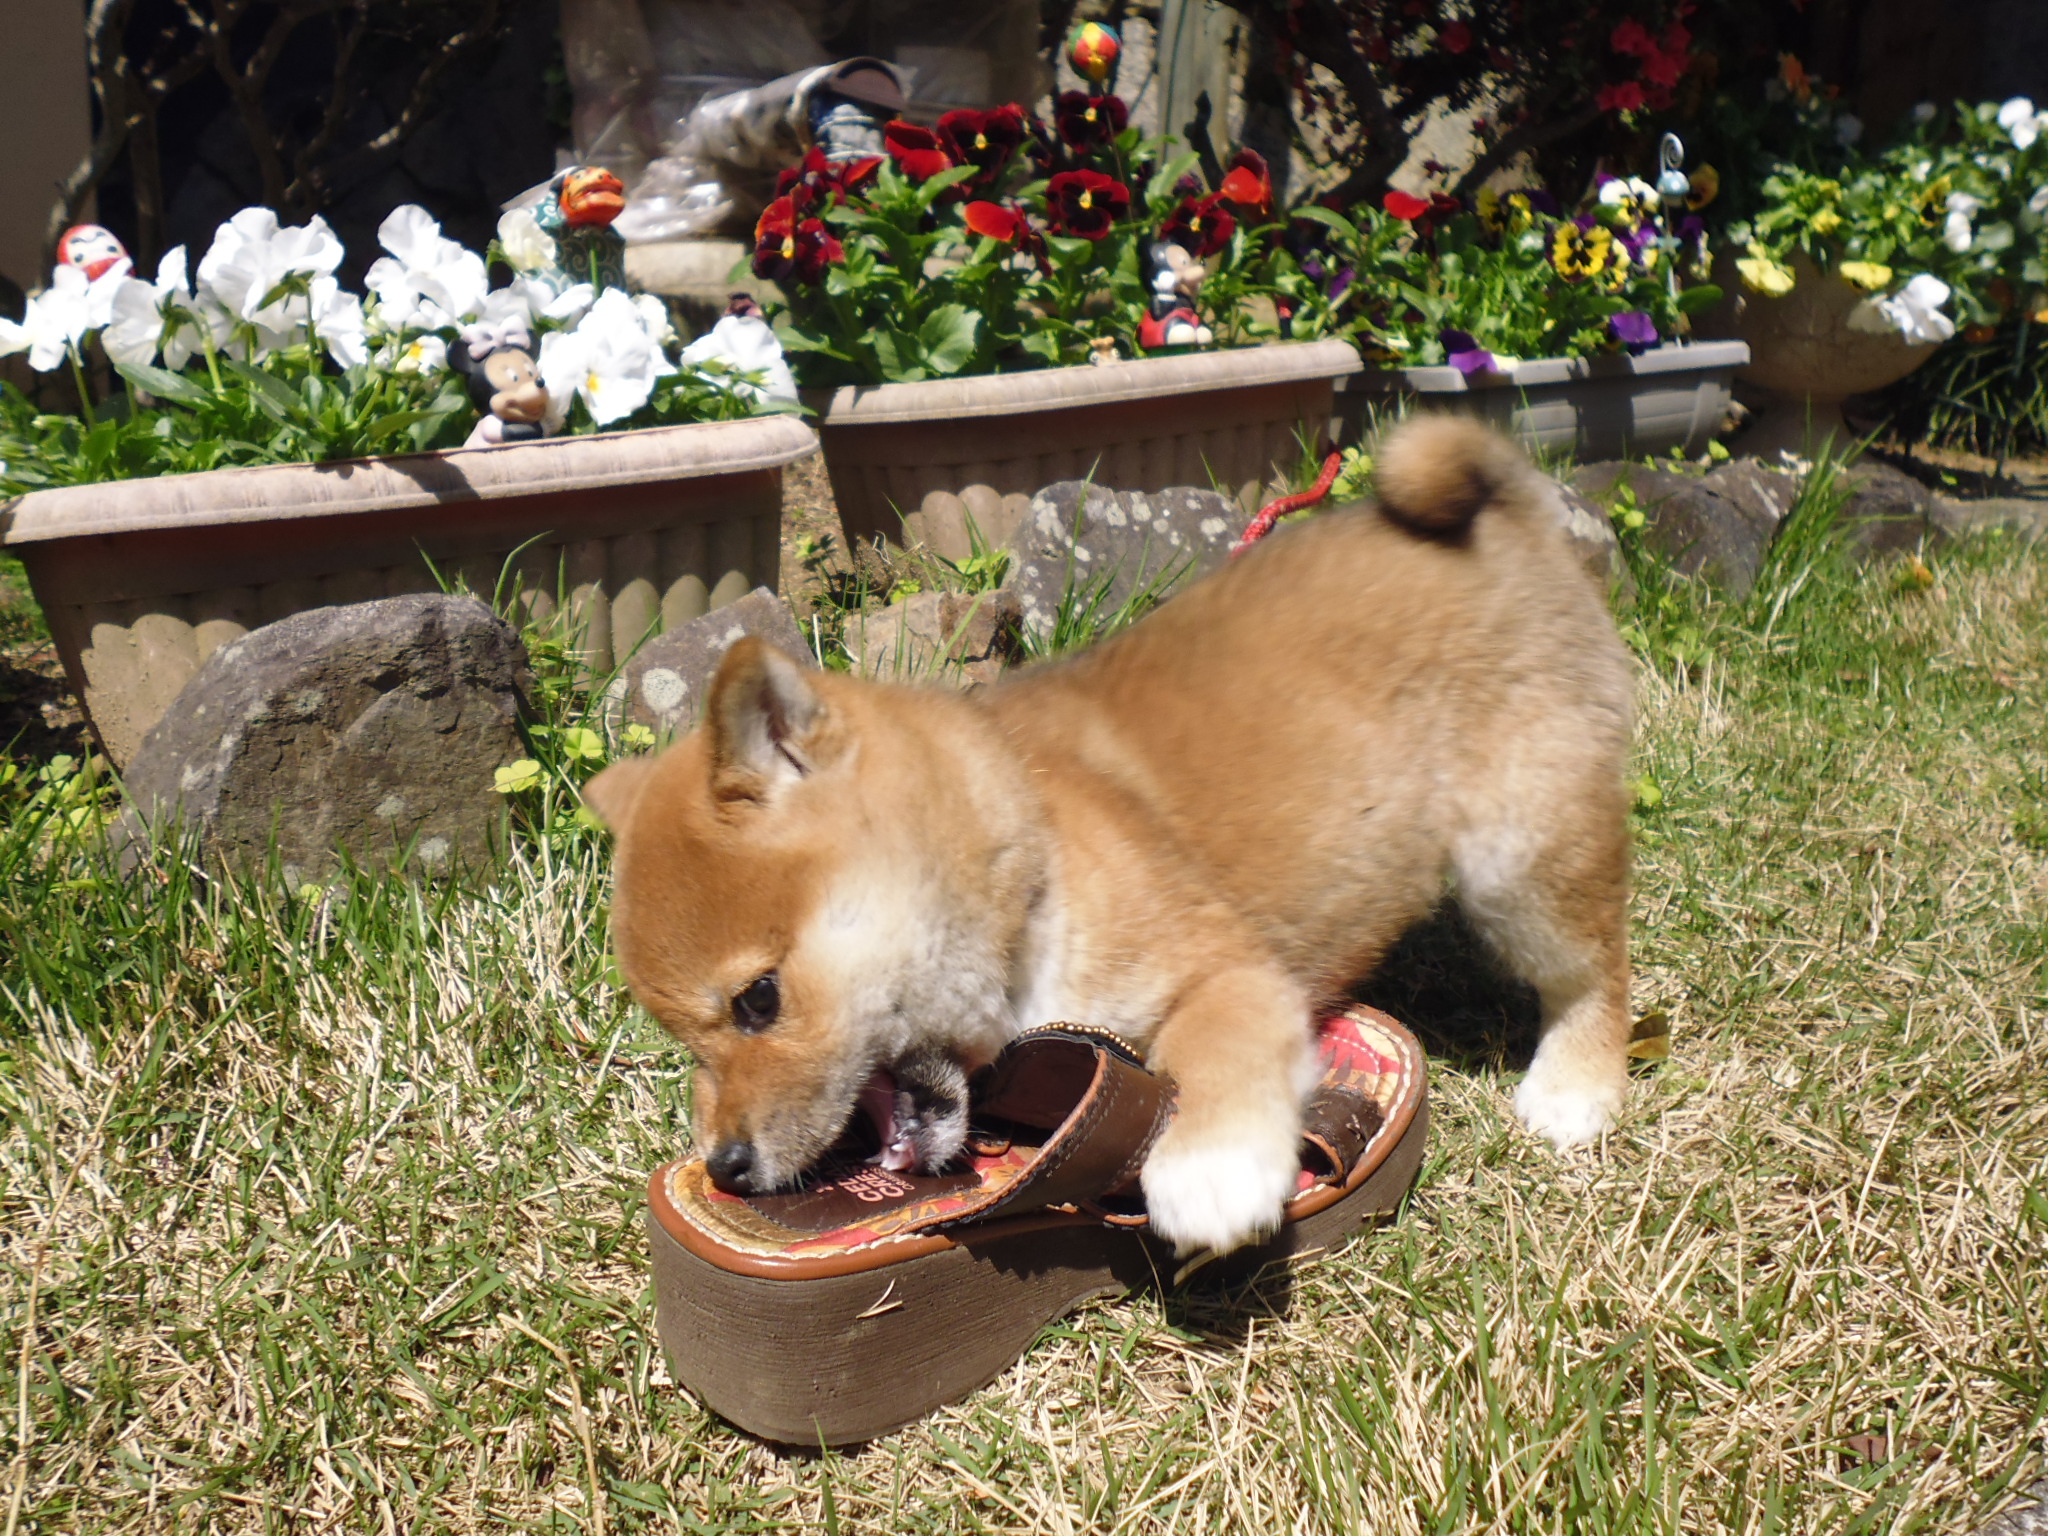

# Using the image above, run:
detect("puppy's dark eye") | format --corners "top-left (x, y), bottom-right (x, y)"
top-left (733, 972), bottom-right (779, 1033)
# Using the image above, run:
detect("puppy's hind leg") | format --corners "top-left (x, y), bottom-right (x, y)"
top-left (1454, 799), bottom-right (1633, 1148)
top-left (1140, 964), bottom-right (1320, 1255)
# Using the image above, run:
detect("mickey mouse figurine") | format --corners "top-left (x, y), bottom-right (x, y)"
top-left (1138, 241), bottom-right (1213, 352)
top-left (453, 320), bottom-right (549, 448)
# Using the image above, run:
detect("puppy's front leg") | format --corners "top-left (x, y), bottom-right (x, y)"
top-left (1140, 966), bottom-right (1318, 1255)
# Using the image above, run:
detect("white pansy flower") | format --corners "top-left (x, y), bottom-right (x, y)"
top-left (2029, 185), bottom-right (2048, 216)
top-left (1847, 273), bottom-right (1955, 345)
top-left (1943, 191), bottom-right (1982, 253)
top-left (309, 277), bottom-right (369, 368)
top-left (680, 311), bottom-right (797, 403)
top-left (1909, 158), bottom-right (1932, 182)
top-left (364, 205), bottom-right (489, 332)
top-left (101, 246), bottom-right (214, 370)
top-left (632, 293), bottom-right (677, 347)
top-left (1598, 176), bottom-right (1658, 210)
top-left (538, 287), bottom-right (668, 428)
top-left (196, 208), bottom-right (346, 359)
top-left (496, 207), bottom-right (555, 274)
top-left (386, 333), bottom-right (449, 374)
top-left (1834, 114), bottom-right (1864, 146)
top-left (1912, 101), bottom-right (1937, 124)
top-left (1998, 96), bottom-right (2048, 151)
top-left (0, 265), bottom-right (101, 371)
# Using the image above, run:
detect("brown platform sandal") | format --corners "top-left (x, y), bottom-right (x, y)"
top-left (647, 1005), bottom-right (1428, 1445)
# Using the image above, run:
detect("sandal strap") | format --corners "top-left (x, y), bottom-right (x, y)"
top-left (929, 1025), bottom-right (1174, 1231)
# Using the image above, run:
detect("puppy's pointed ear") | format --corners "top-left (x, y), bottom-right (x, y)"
top-left (583, 756), bottom-right (657, 831)
top-left (706, 638), bottom-right (826, 802)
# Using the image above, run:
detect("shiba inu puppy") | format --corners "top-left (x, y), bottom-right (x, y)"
top-left (586, 416), bottom-right (1634, 1255)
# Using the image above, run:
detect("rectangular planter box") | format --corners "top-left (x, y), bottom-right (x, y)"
top-left (808, 339), bottom-right (1363, 560)
top-left (0, 415), bottom-right (817, 768)
top-left (1338, 340), bottom-right (1750, 461)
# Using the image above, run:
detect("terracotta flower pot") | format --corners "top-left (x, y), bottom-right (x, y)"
top-left (1708, 254), bottom-right (1940, 459)
top-left (807, 340), bottom-right (1363, 559)
top-left (1339, 341), bottom-right (1750, 461)
top-left (0, 415), bottom-right (817, 768)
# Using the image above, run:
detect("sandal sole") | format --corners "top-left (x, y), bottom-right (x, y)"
top-left (648, 1097), bottom-right (1428, 1445)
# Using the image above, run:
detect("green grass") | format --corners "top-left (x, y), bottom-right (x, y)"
top-left (2, 509), bottom-right (2045, 1532)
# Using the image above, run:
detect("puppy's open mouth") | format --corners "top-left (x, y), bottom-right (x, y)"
top-left (829, 1059), bottom-right (968, 1177)
top-left (856, 1067), bottom-right (923, 1172)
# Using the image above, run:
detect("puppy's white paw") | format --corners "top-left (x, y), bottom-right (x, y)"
top-left (1141, 1120), bottom-right (1299, 1256)
top-left (1513, 1070), bottom-right (1622, 1148)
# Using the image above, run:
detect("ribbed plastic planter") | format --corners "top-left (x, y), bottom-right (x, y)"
top-left (1338, 340), bottom-right (1750, 461)
top-left (0, 414), bottom-right (817, 768)
top-left (808, 340), bottom-right (1363, 558)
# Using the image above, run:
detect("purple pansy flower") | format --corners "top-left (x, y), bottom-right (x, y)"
top-left (1609, 311), bottom-right (1659, 353)
top-left (1441, 327), bottom-right (1502, 375)
top-left (1328, 264), bottom-right (1356, 303)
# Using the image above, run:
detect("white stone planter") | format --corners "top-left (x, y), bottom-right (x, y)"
top-left (1339, 340), bottom-right (1751, 461)
top-left (0, 415), bottom-right (817, 767)
top-left (808, 339), bottom-right (1363, 558)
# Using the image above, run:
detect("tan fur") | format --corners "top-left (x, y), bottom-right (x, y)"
top-left (590, 415), bottom-right (1635, 1253)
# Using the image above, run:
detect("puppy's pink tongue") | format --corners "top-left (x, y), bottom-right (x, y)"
top-left (858, 1070), bottom-right (919, 1171)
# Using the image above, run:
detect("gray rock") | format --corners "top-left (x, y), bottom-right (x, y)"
top-left (1835, 461), bottom-right (1944, 557)
top-left (846, 589), bottom-right (1023, 688)
top-left (1930, 494), bottom-right (2048, 543)
top-left (1535, 477), bottom-right (1629, 592)
top-left (1975, 1478), bottom-right (2048, 1536)
top-left (1703, 459), bottom-right (1799, 533)
top-left (617, 587), bottom-right (814, 738)
top-left (121, 594), bottom-right (530, 885)
top-left (1004, 482), bottom-right (1251, 639)
top-left (1570, 461), bottom-right (1781, 594)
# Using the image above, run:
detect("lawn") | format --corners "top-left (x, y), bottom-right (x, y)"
top-left (1, 498), bottom-right (2044, 1534)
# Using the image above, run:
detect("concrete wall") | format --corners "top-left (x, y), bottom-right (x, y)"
top-left (0, 0), bottom-right (92, 299)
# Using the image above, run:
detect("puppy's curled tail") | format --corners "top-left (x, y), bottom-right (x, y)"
top-left (1372, 414), bottom-right (1535, 538)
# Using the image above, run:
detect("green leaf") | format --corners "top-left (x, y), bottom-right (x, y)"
top-left (917, 304), bottom-right (980, 375)
top-left (221, 358), bottom-right (300, 420)
top-left (114, 362), bottom-right (210, 407)
top-left (915, 165), bottom-right (980, 208)
top-left (1287, 204), bottom-right (1361, 244)
top-left (1144, 151), bottom-right (1202, 206)
top-left (1675, 284), bottom-right (1725, 314)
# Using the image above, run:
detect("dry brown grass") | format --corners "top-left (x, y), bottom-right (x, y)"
top-left (1, 532), bottom-right (2043, 1533)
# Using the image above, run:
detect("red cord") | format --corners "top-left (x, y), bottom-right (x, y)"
top-left (1231, 450), bottom-right (1345, 558)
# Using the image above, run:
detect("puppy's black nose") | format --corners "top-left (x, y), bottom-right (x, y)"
top-left (706, 1140), bottom-right (758, 1193)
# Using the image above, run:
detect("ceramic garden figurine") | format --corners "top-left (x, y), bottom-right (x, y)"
top-left (56, 224), bottom-right (130, 281)
top-left (536, 166), bottom-right (628, 293)
top-left (452, 319), bottom-right (549, 448)
top-left (1138, 241), bottom-right (1213, 352)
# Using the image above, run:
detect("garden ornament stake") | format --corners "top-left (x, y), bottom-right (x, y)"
top-left (1656, 134), bottom-right (1690, 310)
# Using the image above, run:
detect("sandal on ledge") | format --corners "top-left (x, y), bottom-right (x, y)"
top-left (646, 1005), bottom-right (1428, 1445)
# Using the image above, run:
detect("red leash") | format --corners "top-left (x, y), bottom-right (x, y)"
top-left (1231, 450), bottom-right (1345, 557)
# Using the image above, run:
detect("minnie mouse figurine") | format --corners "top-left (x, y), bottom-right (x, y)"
top-left (1138, 241), bottom-right (1213, 352)
top-left (453, 320), bottom-right (549, 448)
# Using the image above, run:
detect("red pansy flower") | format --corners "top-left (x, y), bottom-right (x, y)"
top-left (1383, 189), bottom-right (1431, 221)
top-left (775, 146), bottom-right (881, 208)
top-left (753, 196), bottom-right (842, 283)
top-left (1441, 20), bottom-right (1473, 52)
top-left (1053, 90), bottom-right (1129, 152)
top-left (963, 200), bottom-right (1050, 272)
top-left (1218, 148), bottom-right (1273, 217)
top-left (936, 105), bottom-right (1028, 189)
top-left (1160, 193), bottom-right (1235, 257)
top-left (884, 121), bottom-right (953, 182)
top-left (1047, 169), bottom-right (1130, 239)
